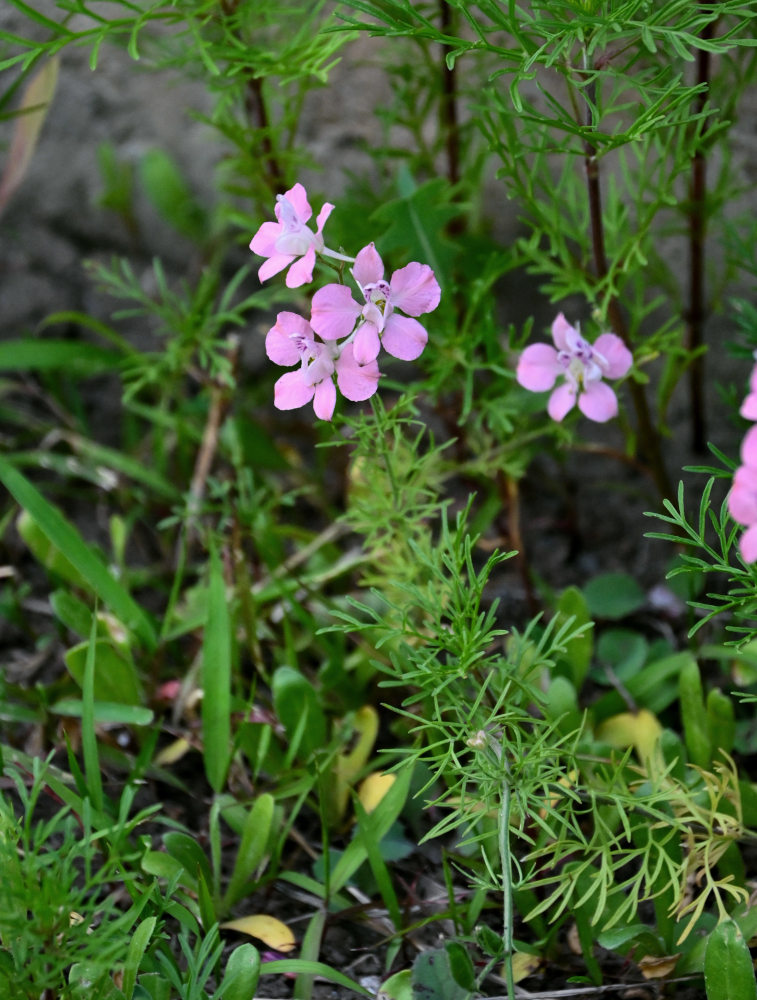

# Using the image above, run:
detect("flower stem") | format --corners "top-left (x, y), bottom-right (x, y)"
top-left (686, 14), bottom-right (716, 454)
top-left (581, 73), bottom-right (672, 499)
top-left (244, 74), bottom-right (286, 196)
top-left (499, 770), bottom-right (515, 1000)
top-left (439, 0), bottom-right (460, 189)
top-left (321, 247), bottom-right (356, 264)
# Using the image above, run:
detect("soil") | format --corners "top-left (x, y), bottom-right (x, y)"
top-left (2, 4), bottom-right (757, 998)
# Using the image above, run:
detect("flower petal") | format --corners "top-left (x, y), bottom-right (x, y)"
top-left (313, 378), bottom-right (336, 420)
top-left (250, 220), bottom-right (282, 257)
top-left (516, 343), bottom-right (560, 392)
top-left (741, 393), bottom-right (757, 421)
top-left (315, 202), bottom-right (334, 236)
top-left (273, 371), bottom-right (314, 410)
top-left (578, 381), bottom-right (619, 422)
top-left (547, 383), bottom-right (576, 421)
top-left (311, 284), bottom-right (361, 341)
top-left (337, 343), bottom-right (380, 401)
top-left (353, 243), bottom-right (384, 287)
top-left (381, 314), bottom-right (428, 361)
top-left (594, 333), bottom-right (633, 378)
top-left (740, 523), bottom-right (757, 563)
top-left (281, 182), bottom-right (312, 223)
top-left (353, 322), bottom-right (381, 364)
top-left (258, 253), bottom-right (294, 283)
top-left (265, 312), bottom-right (312, 366)
top-left (285, 246), bottom-right (316, 288)
top-left (551, 313), bottom-right (574, 352)
top-left (742, 424), bottom-right (757, 467)
top-left (728, 466), bottom-right (757, 525)
top-left (389, 263), bottom-right (441, 316)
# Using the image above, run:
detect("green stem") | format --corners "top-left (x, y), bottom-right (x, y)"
top-left (370, 395), bottom-right (401, 508)
top-left (500, 774), bottom-right (515, 1000)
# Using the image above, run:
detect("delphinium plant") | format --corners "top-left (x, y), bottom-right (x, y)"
top-left (2, 0), bottom-right (757, 998)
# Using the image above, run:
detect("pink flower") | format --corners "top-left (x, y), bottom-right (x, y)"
top-left (265, 311), bottom-right (379, 420)
top-left (729, 388), bottom-right (757, 563)
top-left (516, 313), bottom-right (633, 422)
top-left (728, 462), bottom-right (757, 562)
top-left (250, 183), bottom-right (333, 289)
top-left (741, 363), bottom-right (757, 420)
top-left (310, 243), bottom-right (441, 364)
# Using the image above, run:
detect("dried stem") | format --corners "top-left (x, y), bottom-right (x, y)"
top-left (686, 17), bottom-right (716, 454)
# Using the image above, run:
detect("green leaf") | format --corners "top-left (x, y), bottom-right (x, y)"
top-left (329, 765), bottom-right (412, 895)
top-left (0, 338), bottom-right (122, 374)
top-left (81, 614), bottom-right (104, 812)
top-left (543, 676), bottom-right (582, 736)
top-left (679, 659), bottom-right (711, 769)
top-left (163, 832), bottom-right (213, 892)
top-left (445, 942), bottom-right (475, 990)
top-left (0, 457), bottom-right (156, 649)
top-left (122, 917), bottom-right (157, 1000)
top-left (592, 652), bottom-right (695, 721)
top-left (412, 948), bottom-right (470, 1000)
top-left (134, 974), bottom-right (170, 1000)
top-left (213, 944), bottom-right (261, 1000)
top-left (17, 508), bottom-right (89, 589)
top-left (50, 699), bottom-right (153, 726)
top-left (553, 586), bottom-right (593, 688)
top-left (271, 666), bottom-right (326, 761)
top-left (596, 628), bottom-right (648, 680)
top-left (139, 148), bottom-right (208, 243)
top-left (202, 544), bottom-right (233, 793)
top-left (223, 792), bottom-right (275, 910)
top-left (704, 919), bottom-right (757, 1000)
top-left (65, 638), bottom-right (143, 706)
top-left (261, 960), bottom-right (371, 997)
top-left (377, 969), bottom-right (412, 1000)
top-left (583, 573), bottom-right (645, 620)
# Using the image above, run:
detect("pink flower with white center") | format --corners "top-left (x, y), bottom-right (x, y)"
top-left (516, 313), bottom-right (633, 423)
top-left (265, 311), bottom-right (380, 420)
top-left (310, 243), bottom-right (441, 364)
top-left (250, 183), bottom-right (334, 289)
top-left (266, 311), bottom-right (338, 419)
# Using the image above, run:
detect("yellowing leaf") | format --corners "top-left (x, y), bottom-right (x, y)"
top-left (596, 708), bottom-right (662, 767)
top-left (220, 914), bottom-right (295, 952)
top-left (154, 737), bottom-right (192, 766)
top-left (510, 951), bottom-right (542, 982)
top-left (0, 57), bottom-right (60, 216)
top-left (330, 705), bottom-right (379, 823)
top-left (358, 772), bottom-right (395, 813)
top-left (638, 953), bottom-right (681, 979)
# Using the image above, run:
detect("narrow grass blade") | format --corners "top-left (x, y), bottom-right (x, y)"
top-left (0, 457), bottom-right (157, 649)
top-left (82, 613), bottom-right (104, 812)
top-left (329, 764), bottom-right (412, 895)
top-left (261, 960), bottom-right (371, 997)
top-left (122, 916), bottom-right (157, 1000)
top-left (202, 544), bottom-right (232, 793)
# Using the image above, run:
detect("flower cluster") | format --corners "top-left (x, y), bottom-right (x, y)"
top-left (728, 360), bottom-right (757, 562)
top-left (516, 313), bottom-right (632, 423)
top-left (250, 183), bottom-right (441, 420)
